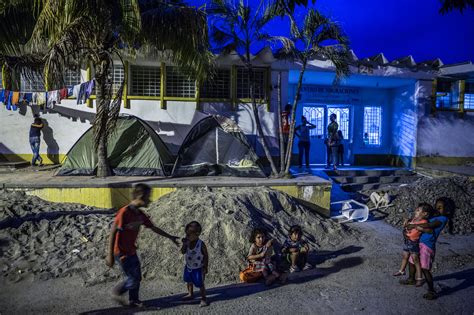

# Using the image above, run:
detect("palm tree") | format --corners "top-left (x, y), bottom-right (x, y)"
top-left (276, 8), bottom-right (351, 175)
top-left (439, 0), bottom-right (474, 13)
top-left (0, 0), bottom-right (212, 177)
top-left (209, 0), bottom-right (282, 176)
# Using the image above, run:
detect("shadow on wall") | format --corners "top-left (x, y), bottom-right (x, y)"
top-left (41, 119), bottom-right (60, 164)
top-left (45, 105), bottom-right (96, 124)
top-left (0, 143), bottom-right (25, 162)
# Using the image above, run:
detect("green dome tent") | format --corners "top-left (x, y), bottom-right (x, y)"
top-left (57, 115), bottom-right (173, 176)
top-left (171, 115), bottom-right (267, 177)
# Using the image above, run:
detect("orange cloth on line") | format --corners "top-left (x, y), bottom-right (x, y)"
top-left (113, 205), bottom-right (154, 256)
top-left (405, 218), bottom-right (428, 241)
top-left (11, 92), bottom-right (20, 105)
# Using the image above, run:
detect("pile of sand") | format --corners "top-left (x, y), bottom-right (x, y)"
top-left (365, 176), bottom-right (474, 234)
top-left (0, 187), bottom-right (355, 285)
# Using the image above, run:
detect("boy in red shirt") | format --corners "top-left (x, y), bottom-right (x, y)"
top-left (393, 203), bottom-right (433, 287)
top-left (106, 183), bottom-right (179, 307)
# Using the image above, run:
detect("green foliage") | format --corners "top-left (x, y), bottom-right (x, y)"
top-left (439, 0), bottom-right (474, 13)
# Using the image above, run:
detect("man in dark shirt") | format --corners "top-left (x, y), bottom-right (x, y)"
top-left (29, 116), bottom-right (44, 166)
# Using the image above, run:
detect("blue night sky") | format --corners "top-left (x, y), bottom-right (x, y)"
top-left (188, 0), bottom-right (474, 65)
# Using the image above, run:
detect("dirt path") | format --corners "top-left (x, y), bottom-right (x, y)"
top-left (1, 220), bottom-right (473, 314)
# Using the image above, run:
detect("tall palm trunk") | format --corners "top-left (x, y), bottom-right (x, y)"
top-left (94, 57), bottom-right (111, 177)
top-left (248, 64), bottom-right (278, 176)
top-left (284, 59), bottom-right (307, 174)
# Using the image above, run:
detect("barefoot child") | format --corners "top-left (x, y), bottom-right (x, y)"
top-left (105, 183), bottom-right (179, 307)
top-left (282, 225), bottom-right (312, 273)
top-left (247, 228), bottom-right (280, 285)
top-left (181, 221), bottom-right (209, 307)
top-left (393, 203), bottom-right (433, 287)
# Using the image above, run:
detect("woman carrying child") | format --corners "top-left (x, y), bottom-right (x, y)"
top-left (181, 221), bottom-right (209, 307)
top-left (282, 225), bottom-right (312, 273)
top-left (247, 227), bottom-right (280, 285)
top-left (393, 203), bottom-right (433, 287)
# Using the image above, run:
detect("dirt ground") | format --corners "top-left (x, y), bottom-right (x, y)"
top-left (1, 219), bottom-right (473, 315)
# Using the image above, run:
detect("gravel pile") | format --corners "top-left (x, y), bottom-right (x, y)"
top-left (0, 187), bottom-right (355, 285)
top-left (365, 176), bottom-right (474, 234)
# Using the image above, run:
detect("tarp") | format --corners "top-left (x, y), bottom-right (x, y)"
top-left (57, 115), bottom-right (173, 176)
top-left (172, 115), bottom-right (267, 177)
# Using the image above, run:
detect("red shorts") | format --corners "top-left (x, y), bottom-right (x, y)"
top-left (409, 242), bottom-right (435, 270)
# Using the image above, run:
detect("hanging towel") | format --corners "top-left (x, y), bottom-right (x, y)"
top-left (36, 92), bottom-right (47, 105)
top-left (85, 80), bottom-right (95, 99)
top-left (11, 91), bottom-right (20, 105)
top-left (59, 88), bottom-right (68, 100)
top-left (0, 89), bottom-right (4, 104)
top-left (73, 84), bottom-right (81, 99)
top-left (23, 93), bottom-right (33, 104)
top-left (68, 87), bottom-right (74, 97)
top-left (77, 82), bottom-right (87, 104)
top-left (47, 90), bottom-right (59, 108)
top-left (6, 91), bottom-right (13, 110)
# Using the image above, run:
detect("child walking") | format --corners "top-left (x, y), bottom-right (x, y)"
top-left (181, 221), bottom-right (209, 307)
top-left (282, 225), bottom-right (312, 273)
top-left (393, 203), bottom-right (433, 287)
top-left (247, 227), bottom-right (280, 285)
top-left (105, 183), bottom-right (179, 307)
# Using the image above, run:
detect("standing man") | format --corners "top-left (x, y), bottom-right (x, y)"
top-left (29, 115), bottom-right (44, 166)
top-left (295, 116), bottom-right (316, 169)
top-left (327, 114), bottom-right (339, 170)
top-left (106, 183), bottom-right (180, 307)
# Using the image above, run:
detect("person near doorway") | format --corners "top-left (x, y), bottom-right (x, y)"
top-left (324, 138), bottom-right (332, 169)
top-left (337, 130), bottom-right (344, 166)
top-left (281, 104), bottom-right (292, 150)
top-left (295, 116), bottom-right (316, 169)
top-left (327, 113), bottom-right (339, 170)
top-left (29, 115), bottom-right (44, 166)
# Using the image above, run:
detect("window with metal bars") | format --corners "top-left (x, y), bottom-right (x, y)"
top-left (130, 65), bottom-right (161, 96)
top-left (435, 80), bottom-right (456, 109)
top-left (63, 69), bottom-right (81, 88)
top-left (236, 68), bottom-right (266, 99)
top-left (21, 73), bottom-right (45, 92)
top-left (302, 107), bottom-right (324, 136)
top-left (110, 65), bottom-right (125, 95)
top-left (201, 69), bottom-right (231, 99)
top-left (363, 106), bottom-right (382, 146)
top-left (464, 83), bottom-right (474, 110)
top-left (166, 66), bottom-right (195, 98)
top-left (328, 107), bottom-right (350, 140)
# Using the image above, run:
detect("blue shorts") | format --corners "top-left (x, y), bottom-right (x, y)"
top-left (403, 238), bottom-right (420, 254)
top-left (183, 266), bottom-right (203, 288)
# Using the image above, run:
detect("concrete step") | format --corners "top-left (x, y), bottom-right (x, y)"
top-left (325, 169), bottom-right (415, 177)
top-left (331, 175), bottom-right (413, 185)
top-left (0, 161), bottom-right (30, 170)
top-left (340, 176), bottom-right (422, 192)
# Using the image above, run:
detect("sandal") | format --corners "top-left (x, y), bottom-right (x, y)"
top-left (416, 278), bottom-right (425, 287)
top-left (303, 263), bottom-right (312, 271)
top-left (423, 291), bottom-right (438, 300)
top-left (392, 270), bottom-right (405, 277)
top-left (399, 278), bottom-right (416, 285)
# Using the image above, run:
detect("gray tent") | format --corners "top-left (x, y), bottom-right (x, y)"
top-left (172, 115), bottom-right (267, 177)
top-left (58, 115), bottom-right (173, 176)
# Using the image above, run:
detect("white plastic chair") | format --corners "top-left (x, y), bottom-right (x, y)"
top-left (331, 199), bottom-right (369, 222)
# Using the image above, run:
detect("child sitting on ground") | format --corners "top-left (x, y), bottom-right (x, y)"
top-left (247, 227), bottom-right (280, 285)
top-left (282, 225), bottom-right (312, 273)
top-left (393, 203), bottom-right (433, 287)
top-left (181, 221), bottom-right (209, 307)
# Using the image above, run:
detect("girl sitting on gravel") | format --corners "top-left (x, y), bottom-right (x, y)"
top-left (247, 227), bottom-right (280, 285)
top-left (393, 203), bottom-right (433, 287)
top-left (181, 221), bottom-right (209, 307)
top-left (282, 225), bottom-right (312, 273)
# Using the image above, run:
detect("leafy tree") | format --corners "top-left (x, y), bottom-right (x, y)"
top-left (439, 0), bottom-right (474, 13)
top-left (0, 0), bottom-right (211, 177)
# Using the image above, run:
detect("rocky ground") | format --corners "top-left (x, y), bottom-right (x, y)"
top-left (363, 176), bottom-right (474, 235)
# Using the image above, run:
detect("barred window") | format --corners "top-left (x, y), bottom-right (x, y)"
top-left (166, 66), bottom-right (195, 98)
top-left (236, 68), bottom-right (266, 99)
top-left (303, 106), bottom-right (324, 136)
top-left (436, 80), bottom-right (456, 109)
top-left (64, 69), bottom-right (81, 88)
top-left (21, 73), bottom-right (45, 92)
top-left (363, 106), bottom-right (382, 146)
top-left (201, 69), bottom-right (231, 99)
top-left (328, 107), bottom-right (350, 140)
top-left (130, 65), bottom-right (161, 96)
top-left (464, 83), bottom-right (474, 110)
top-left (110, 65), bottom-right (125, 95)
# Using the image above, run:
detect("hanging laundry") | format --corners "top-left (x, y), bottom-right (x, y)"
top-left (0, 89), bottom-right (4, 105)
top-left (6, 91), bottom-right (13, 110)
top-left (36, 92), bottom-right (47, 106)
top-left (11, 91), bottom-right (20, 105)
top-left (22, 93), bottom-right (33, 104)
top-left (77, 82), bottom-right (87, 105)
top-left (84, 80), bottom-right (95, 100)
top-left (59, 88), bottom-right (68, 100)
top-left (73, 84), bottom-right (81, 99)
top-left (67, 87), bottom-right (74, 97)
top-left (47, 90), bottom-right (60, 109)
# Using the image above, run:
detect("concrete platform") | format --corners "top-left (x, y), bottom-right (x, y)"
top-left (0, 168), bottom-right (332, 215)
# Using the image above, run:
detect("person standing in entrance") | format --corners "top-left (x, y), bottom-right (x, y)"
top-left (295, 116), bottom-right (316, 169)
top-left (337, 130), bottom-right (344, 166)
top-left (327, 114), bottom-right (339, 170)
top-left (281, 104), bottom-right (292, 150)
top-left (29, 116), bottom-right (44, 166)
top-left (106, 183), bottom-right (180, 307)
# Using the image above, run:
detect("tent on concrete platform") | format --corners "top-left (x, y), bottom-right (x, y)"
top-left (57, 115), bottom-right (173, 176)
top-left (171, 115), bottom-right (267, 177)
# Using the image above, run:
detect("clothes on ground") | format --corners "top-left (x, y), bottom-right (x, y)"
top-left (183, 266), bottom-right (204, 288)
top-left (419, 216), bottom-right (448, 250)
top-left (113, 205), bottom-right (154, 256)
top-left (405, 218), bottom-right (428, 241)
top-left (248, 244), bottom-right (274, 273)
top-left (115, 254), bottom-right (142, 303)
top-left (409, 242), bottom-right (435, 270)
